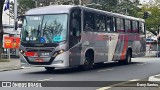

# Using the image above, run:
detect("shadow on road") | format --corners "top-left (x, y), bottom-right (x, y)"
top-left (25, 61), bottom-right (144, 75)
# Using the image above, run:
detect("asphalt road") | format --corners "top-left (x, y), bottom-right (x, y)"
top-left (0, 57), bottom-right (160, 90)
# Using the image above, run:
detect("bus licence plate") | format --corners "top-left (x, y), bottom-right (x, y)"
top-left (35, 58), bottom-right (44, 62)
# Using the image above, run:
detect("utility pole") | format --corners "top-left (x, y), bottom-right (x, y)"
top-left (35, 1), bottom-right (38, 7)
top-left (8, 0), bottom-right (17, 60)
top-left (157, 26), bottom-right (160, 57)
top-left (14, 0), bottom-right (17, 30)
top-left (79, 0), bottom-right (82, 5)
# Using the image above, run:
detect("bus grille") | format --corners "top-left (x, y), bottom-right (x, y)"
top-left (24, 57), bottom-right (55, 65)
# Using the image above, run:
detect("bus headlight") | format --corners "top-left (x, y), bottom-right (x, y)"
top-left (19, 50), bottom-right (25, 55)
top-left (52, 49), bottom-right (65, 57)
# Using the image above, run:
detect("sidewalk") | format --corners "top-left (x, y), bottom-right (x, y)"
top-left (145, 51), bottom-right (158, 57)
top-left (0, 58), bottom-right (21, 71)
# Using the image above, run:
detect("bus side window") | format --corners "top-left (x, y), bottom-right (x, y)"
top-left (83, 11), bottom-right (94, 31)
top-left (107, 16), bottom-right (116, 32)
top-left (106, 16), bottom-right (111, 32)
top-left (117, 18), bottom-right (124, 32)
top-left (132, 21), bottom-right (138, 33)
top-left (95, 14), bottom-right (106, 32)
top-left (125, 19), bottom-right (131, 33)
top-left (139, 22), bottom-right (145, 34)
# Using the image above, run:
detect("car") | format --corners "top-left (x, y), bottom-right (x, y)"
top-left (146, 38), bottom-right (155, 43)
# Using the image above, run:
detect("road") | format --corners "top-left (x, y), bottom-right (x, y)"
top-left (0, 57), bottom-right (160, 90)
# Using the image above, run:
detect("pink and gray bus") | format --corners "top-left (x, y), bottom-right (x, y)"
top-left (18, 5), bottom-right (146, 72)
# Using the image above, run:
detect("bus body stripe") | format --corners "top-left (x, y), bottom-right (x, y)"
top-left (121, 35), bottom-right (128, 60)
top-left (113, 36), bottom-right (121, 60)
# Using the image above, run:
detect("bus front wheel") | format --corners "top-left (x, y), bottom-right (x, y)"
top-left (81, 53), bottom-right (94, 70)
top-left (45, 67), bottom-right (55, 72)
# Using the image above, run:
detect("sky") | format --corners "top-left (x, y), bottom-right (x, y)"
top-left (140, 0), bottom-right (150, 3)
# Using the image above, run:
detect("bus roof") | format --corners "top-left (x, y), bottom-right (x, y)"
top-left (26, 5), bottom-right (74, 15)
top-left (26, 5), bottom-right (144, 22)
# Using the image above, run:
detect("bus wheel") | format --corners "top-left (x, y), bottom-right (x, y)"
top-left (119, 50), bottom-right (132, 65)
top-left (45, 67), bottom-right (55, 72)
top-left (125, 50), bottom-right (132, 64)
top-left (82, 55), bottom-right (93, 70)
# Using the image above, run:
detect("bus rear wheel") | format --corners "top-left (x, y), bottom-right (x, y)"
top-left (45, 67), bottom-right (55, 72)
top-left (119, 50), bottom-right (132, 65)
top-left (125, 50), bottom-right (132, 64)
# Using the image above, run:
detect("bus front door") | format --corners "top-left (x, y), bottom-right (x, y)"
top-left (69, 8), bottom-right (82, 66)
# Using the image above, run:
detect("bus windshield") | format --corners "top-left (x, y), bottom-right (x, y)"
top-left (21, 14), bottom-right (68, 43)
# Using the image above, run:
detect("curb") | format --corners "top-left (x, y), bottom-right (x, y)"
top-left (148, 74), bottom-right (160, 82)
top-left (0, 68), bottom-right (22, 72)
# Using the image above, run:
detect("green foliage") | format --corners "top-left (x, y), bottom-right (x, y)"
top-left (18, 0), bottom-right (35, 13)
top-left (87, 0), bottom-right (118, 12)
top-left (8, 0), bottom-right (35, 19)
top-left (87, 0), bottom-right (141, 17)
top-left (9, 0), bottom-right (73, 19)
top-left (140, 4), bottom-right (160, 35)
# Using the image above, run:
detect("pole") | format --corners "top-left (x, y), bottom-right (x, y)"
top-left (35, 1), bottom-right (38, 7)
top-left (157, 26), bottom-right (160, 57)
top-left (9, 0), bottom-right (10, 25)
top-left (12, 0), bottom-right (17, 59)
top-left (79, 0), bottom-right (81, 5)
top-left (8, 49), bottom-right (10, 60)
top-left (157, 38), bottom-right (158, 57)
top-left (14, 0), bottom-right (17, 30)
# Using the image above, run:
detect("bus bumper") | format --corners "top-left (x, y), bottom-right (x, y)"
top-left (20, 51), bottom-right (69, 68)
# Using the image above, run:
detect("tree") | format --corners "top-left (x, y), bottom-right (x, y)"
top-left (8, 0), bottom-right (35, 19)
top-left (115, 0), bottom-right (141, 17)
top-left (140, 3), bottom-right (160, 35)
top-left (0, 0), bottom-right (5, 59)
top-left (154, 0), bottom-right (160, 7)
top-left (8, 0), bottom-right (73, 19)
top-left (86, 0), bottom-right (118, 11)
top-left (86, 0), bottom-right (141, 17)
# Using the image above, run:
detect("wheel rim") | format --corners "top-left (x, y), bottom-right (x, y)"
top-left (127, 53), bottom-right (131, 63)
top-left (84, 57), bottom-right (89, 68)
top-left (83, 57), bottom-right (93, 70)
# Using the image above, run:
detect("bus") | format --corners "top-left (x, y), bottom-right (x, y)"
top-left (17, 5), bottom-right (146, 72)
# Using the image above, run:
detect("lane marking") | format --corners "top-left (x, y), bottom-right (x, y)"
top-left (149, 74), bottom-right (160, 81)
top-left (97, 69), bottom-right (113, 72)
top-left (38, 78), bottom-right (53, 81)
top-left (129, 79), bottom-right (140, 81)
top-left (97, 87), bottom-right (111, 90)
top-left (21, 67), bottom-right (32, 69)
top-left (97, 79), bottom-right (140, 90)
